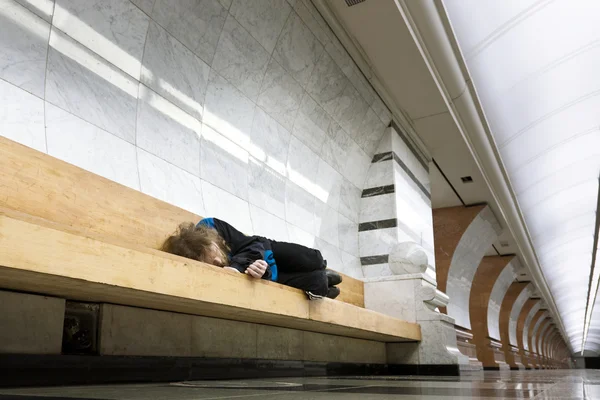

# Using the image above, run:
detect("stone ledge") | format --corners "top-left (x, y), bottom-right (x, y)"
top-left (0, 208), bottom-right (421, 343)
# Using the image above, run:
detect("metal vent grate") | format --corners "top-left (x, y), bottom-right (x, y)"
top-left (345, 0), bottom-right (366, 6)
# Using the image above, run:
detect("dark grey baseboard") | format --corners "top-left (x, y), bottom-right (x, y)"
top-left (0, 355), bottom-right (460, 387)
top-left (387, 363), bottom-right (460, 376)
top-left (483, 366), bottom-right (500, 371)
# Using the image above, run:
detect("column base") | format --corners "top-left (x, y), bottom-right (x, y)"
top-left (455, 327), bottom-right (483, 371)
top-left (368, 273), bottom-right (468, 369)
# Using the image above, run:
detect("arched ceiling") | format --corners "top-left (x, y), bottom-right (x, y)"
top-left (443, 0), bottom-right (600, 353)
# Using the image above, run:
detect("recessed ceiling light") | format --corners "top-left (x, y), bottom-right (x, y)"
top-left (461, 176), bottom-right (473, 183)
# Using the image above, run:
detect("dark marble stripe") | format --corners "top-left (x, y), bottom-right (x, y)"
top-left (360, 254), bottom-right (389, 265)
top-left (391, 120), bottom-right (429, 172)
top-left (393, 152), bottom-right (431, 200)
top-left (371, 151), bottom-right (431, 200)
top-left (371, 151), bottom-right (393, 163)
top-left (361, 184), bottom-right (395, 197)
top-left (358, 218), bottom-right (397, 231)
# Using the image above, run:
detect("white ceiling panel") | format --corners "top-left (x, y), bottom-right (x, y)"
top-left (444, 0), bottom-right (600, 353)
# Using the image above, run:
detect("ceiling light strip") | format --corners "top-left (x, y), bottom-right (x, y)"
top-left (582, 176), bottom-right (600, 354)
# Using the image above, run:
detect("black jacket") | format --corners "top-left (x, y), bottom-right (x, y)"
top-left (196, 218), bottom-right (277, 281)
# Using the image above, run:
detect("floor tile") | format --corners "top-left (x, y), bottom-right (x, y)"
top-left (1, 368), bottom-right (596, 399)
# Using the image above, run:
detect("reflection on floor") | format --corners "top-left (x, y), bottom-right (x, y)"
top-left (1, 370), bottom-right (599, 399)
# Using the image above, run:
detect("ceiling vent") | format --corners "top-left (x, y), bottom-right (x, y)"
top-left (460, 176), bottom-right (473, 183)
top-left (345, 0), bottom-right (366, 6)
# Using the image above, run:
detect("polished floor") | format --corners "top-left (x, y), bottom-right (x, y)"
top-left (0, 370), bottom-right (599, 399)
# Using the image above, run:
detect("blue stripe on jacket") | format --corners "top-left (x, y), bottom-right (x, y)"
top-left (264, 249), bottom-right (278, 282)
top-left (196, 218), bottom-right (215, 229)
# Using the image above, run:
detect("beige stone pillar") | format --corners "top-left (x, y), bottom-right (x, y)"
top-left (516, 298), bottom-right (539, 369)
top-left (469, 255), bottom-right (514, 370)
top-left (499, 282), bottom-right (528, 369)
top-left (433, 204), bottom-right (502, 371)
top-left (527, 309), bottom-right (545, 368)
top-left (536, 319), bottom-right (552, 368)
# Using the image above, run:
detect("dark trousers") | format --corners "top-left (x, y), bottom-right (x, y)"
top-left (270, 241), bottom-right (328, 296)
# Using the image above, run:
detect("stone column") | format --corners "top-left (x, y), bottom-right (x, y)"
top-left (530, 312), bottom-right (549, 367)
top-left (499, 282), bottom-right (528, 369)
top-left (516, 298), bottom-right (540, 369)
top-left (359, 125), bottom-right (434, 280)
top-left (536, 319), bottom-right (552, 368)
top-left (521, 300), bottom-right (543, 368)
top-left (557, 338), bottom-right (569, 367)
top-left (360, 126), bottom-right (465, 374)
top-left (433, 205), bottom-right (502, 370)
top-left (366, 242), bottom-right (467, 374)
top-left (548, 329), bottom-right (559, 368)
top-left (557, 340), bottom-right (570, 368)
top-left (527, 309), bottom-right (546, 369)
top-left (550, 333), bottom-right (559, 368)
top-left (469, 255), bottom-right (514, 370)
top-left (548, 332), bottom-right (559, 367)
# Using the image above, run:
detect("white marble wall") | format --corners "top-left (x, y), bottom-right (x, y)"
top-left (522, 302), bottom-right (542, 351)
top-left (487, 258), bottom-right (519, 340)
top-left (0, 0), bottom-right (394, 278)
top-left (359, 126), bottom-right (434, 278)
top-left (508, 283), bottom-right (533, 347)
top-left (446, 205), bottom-right (502, 329)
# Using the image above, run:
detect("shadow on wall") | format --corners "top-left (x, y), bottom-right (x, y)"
top-left (0, 0), bottom-right (393, 278)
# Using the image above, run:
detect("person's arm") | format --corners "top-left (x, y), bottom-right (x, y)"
top-left (229, 241), bottom-right (272, 280)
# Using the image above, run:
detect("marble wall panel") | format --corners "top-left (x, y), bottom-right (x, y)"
top-left (0, 0), bottom-right (427, 284)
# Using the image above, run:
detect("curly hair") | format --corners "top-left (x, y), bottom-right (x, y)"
top-left (161, 222), bottom-right (230, 266)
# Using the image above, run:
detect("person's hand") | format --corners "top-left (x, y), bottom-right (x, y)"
top-left (246, 260), bottom-right (267, 278)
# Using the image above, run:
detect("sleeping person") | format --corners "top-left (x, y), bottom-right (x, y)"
top-left (161, 217), bottom-right (342, 300)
